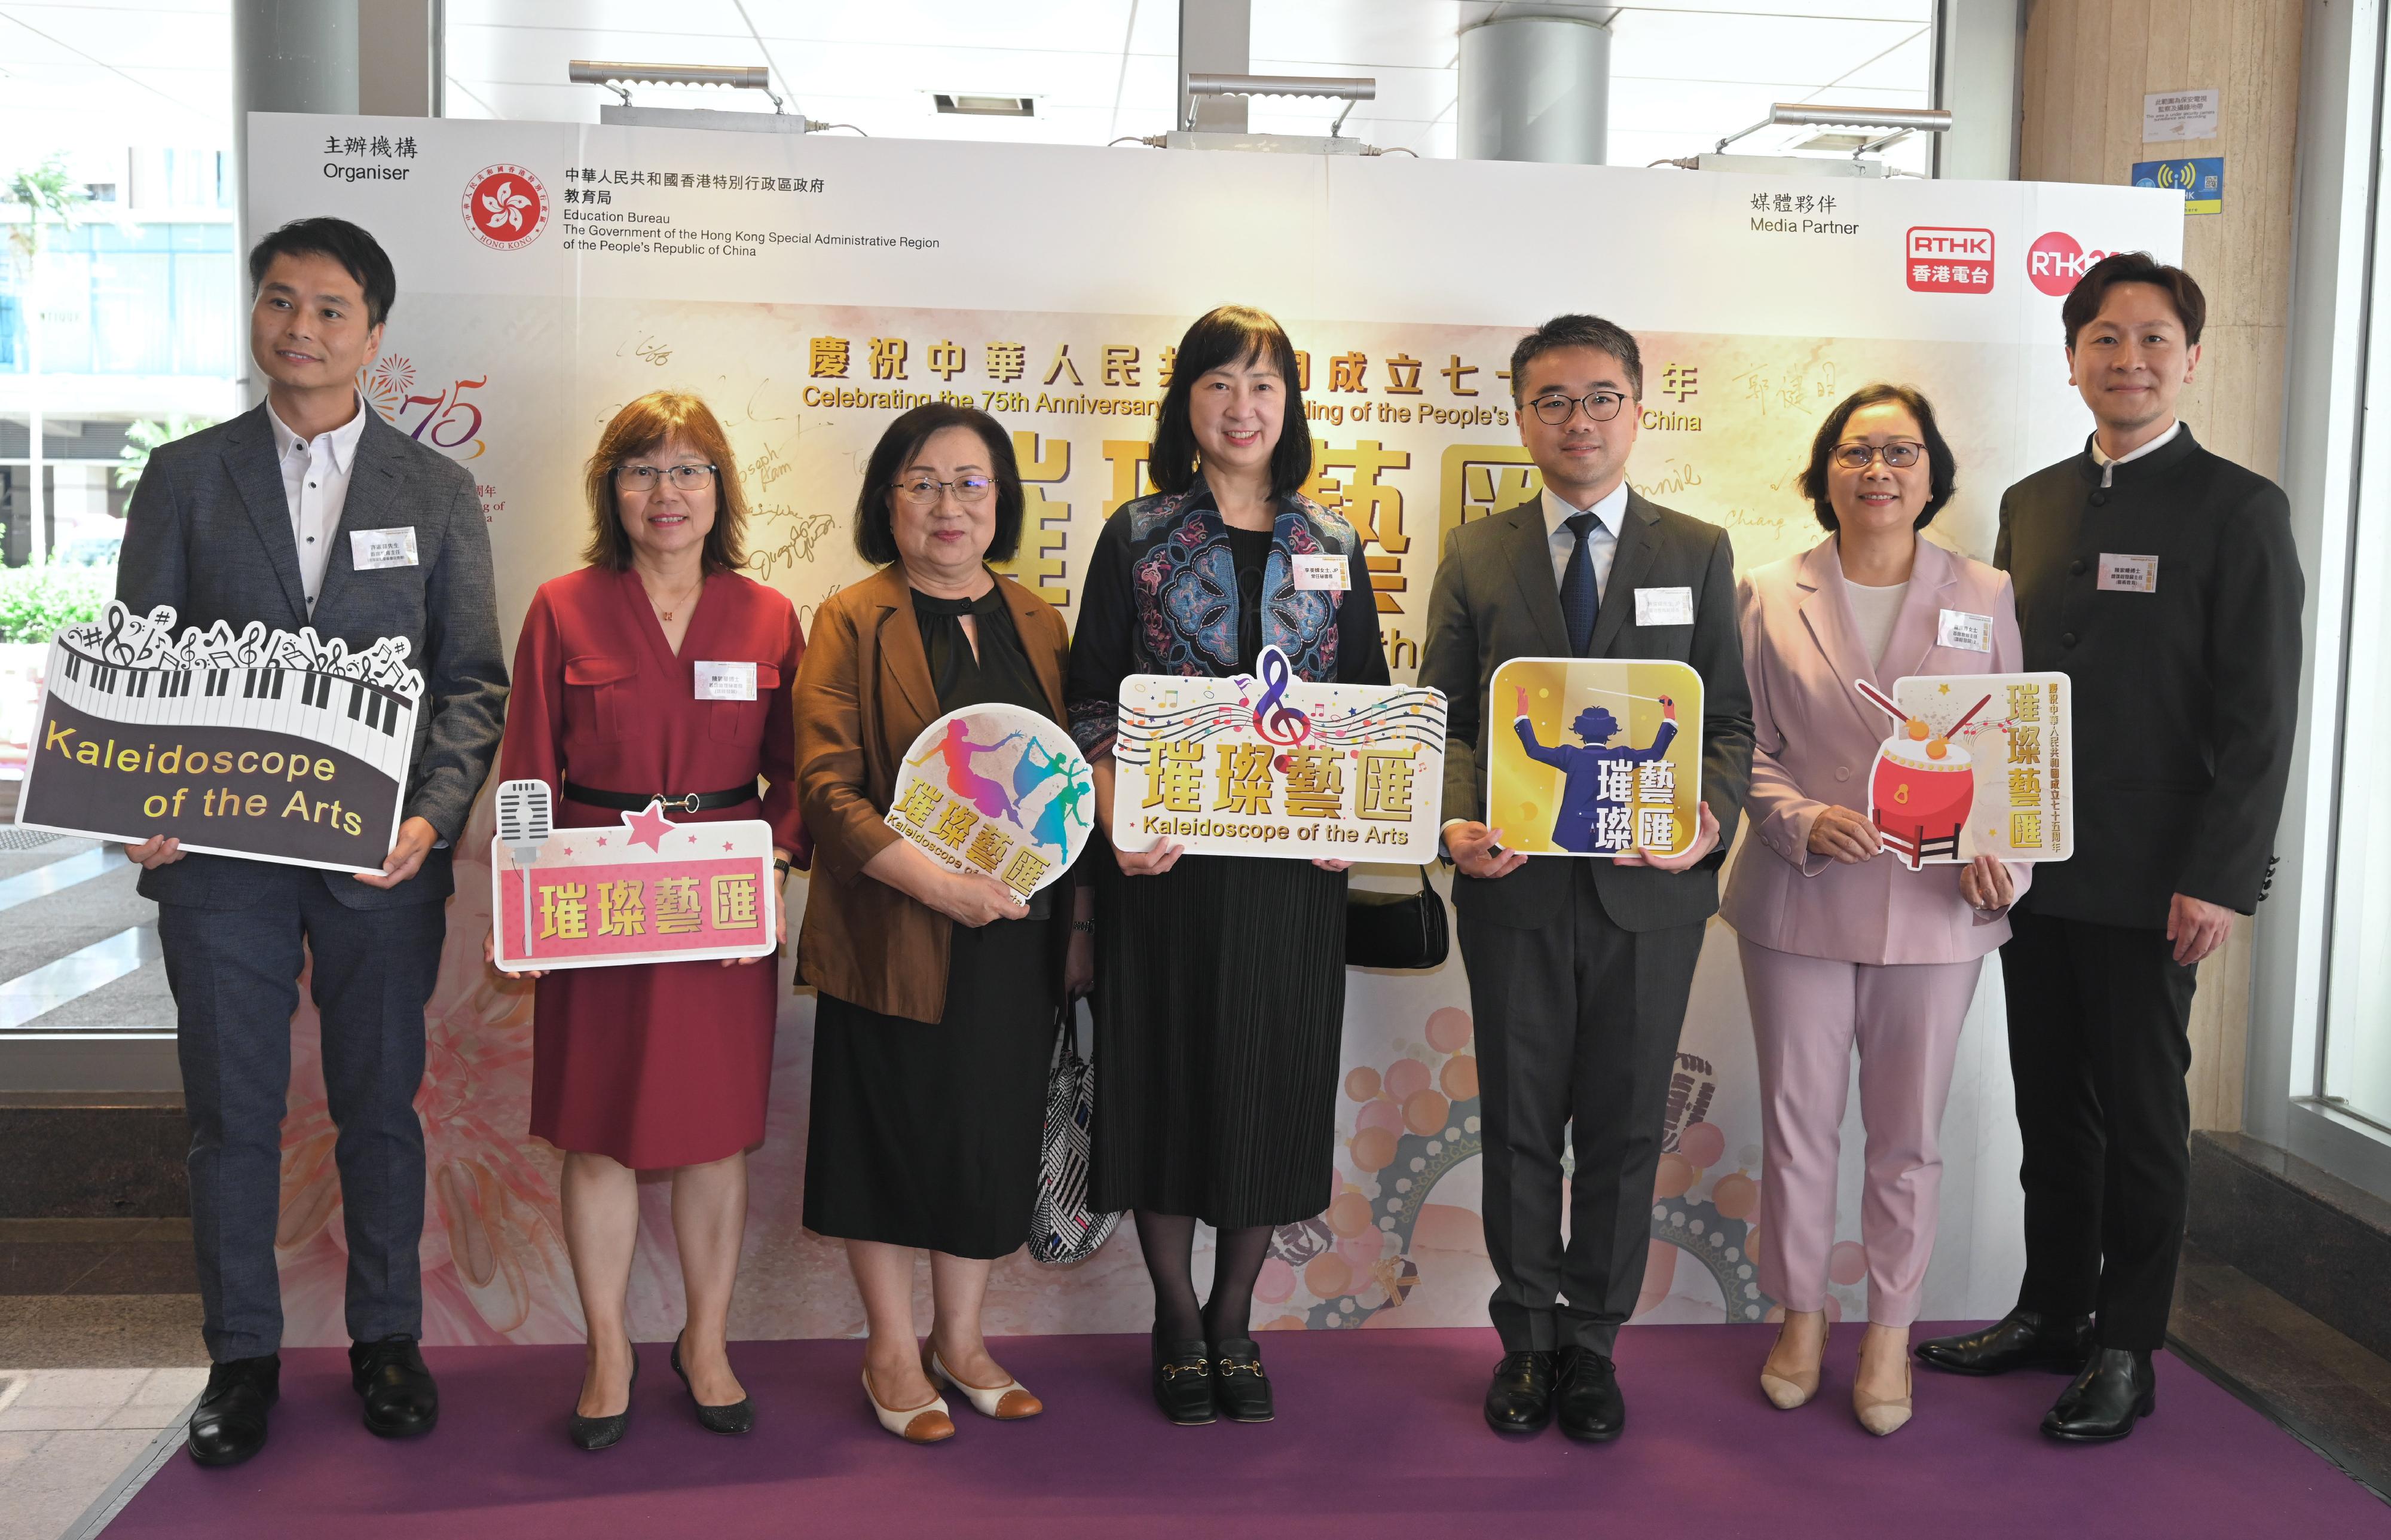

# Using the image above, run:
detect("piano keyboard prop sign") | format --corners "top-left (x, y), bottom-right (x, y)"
top-left (886, 703), bottom-right (1092, 896)
top-left (1112, 645), bottom-right (1448, 861)
top-left (1860, 673), bottom-right (2073, 868)
top-left (12, 602), bottom-right (418, 872)
top-left (1485, 658), bottom-right (1705, 859)
top-left (488, 780), bottom-right (779, 971)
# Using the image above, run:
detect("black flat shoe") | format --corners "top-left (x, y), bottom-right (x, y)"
top-left (671, 1331), bottom-right (756, 1435)
top-left (1556, 1346), bottom-right (1625, 1443)
top-left (1151, 1328), bottom-right (1215, 1425)
top-left (1915, 1309), bottom-right (2093, 1376)
top-left (2041, 1348), bottom-right (2155, 1443)
top-left (1209, 1337), bottom-right (1273, 1423)
top-left (350, 1336), bottom-right (438, 1438)
top-left (188, 1355), bottom-right (278, 1468)
top-left (1482, 1349), bottom-right (1555, 1435)
top-left (568, 1340), bottom-right (640, 1452)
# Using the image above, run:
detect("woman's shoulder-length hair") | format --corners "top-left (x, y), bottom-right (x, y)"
top-left (582, 391), bottom-right (750, 572)
top-left (1797, 381), bottom-right (1958, 532)
top-left (852, 402), bottom-right (1025, 567)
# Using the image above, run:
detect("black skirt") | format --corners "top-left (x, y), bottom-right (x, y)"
top-left (803, 916), bottom-right (1058, 1259)
top-left (1089, 853), bottom-right (1347, 1228)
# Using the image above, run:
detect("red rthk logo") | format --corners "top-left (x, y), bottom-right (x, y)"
top-left (1906, 227), bottom-right (1995, 293)
top-left (2028, 231), bottom-right (2112, 297)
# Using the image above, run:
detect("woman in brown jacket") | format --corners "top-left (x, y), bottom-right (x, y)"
top-left (794, 403), bottom-right (1093, 1444)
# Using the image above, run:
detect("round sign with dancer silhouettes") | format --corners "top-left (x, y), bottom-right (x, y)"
top-left (886, 703), bottom-right (1093, 896)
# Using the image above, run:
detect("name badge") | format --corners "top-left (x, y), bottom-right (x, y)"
top-left (2098, 553), bottom-right (2159, 593)
top-left (1936, 608), bottom-right (1994, 651)
top-left (1292, 553), bottom-right (1349, 592)
top-left (350, 528), bottom-right (418, 571)
top-left (1634, 586), bottom-right (1695, 626)
top-left (695, 660), bottom-right (757, 701)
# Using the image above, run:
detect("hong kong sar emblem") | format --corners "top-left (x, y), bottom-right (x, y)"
top-left (462, 164), bottom-right (549, 251)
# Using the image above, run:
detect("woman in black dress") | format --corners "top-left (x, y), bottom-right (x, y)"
top-left (796, 403), bottom-right (1093, 1443)
top-left (1066, 306), bottom-right (1386, 1425)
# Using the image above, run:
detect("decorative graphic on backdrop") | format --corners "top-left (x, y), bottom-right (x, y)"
top-left (1112, 645), bottom-right (1448, 861)
top-left (1860, 672), bottom-right (2072, 868)
top-left (1486, 659), bottom-right (1705, 859)
top-left (885, 703), bottom-right (1092, 897)
top-left (11, 601), bottom-right (419, 871)
top-left (488, 780), bottom-right (779, 970)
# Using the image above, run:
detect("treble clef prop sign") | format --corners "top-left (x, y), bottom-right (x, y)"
top-left (1112, 645), bottom-right (1448, 861)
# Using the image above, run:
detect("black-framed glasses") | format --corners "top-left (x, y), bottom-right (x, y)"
top-left (1830, 442), bottom-right (1924, 471)
top-left (616, 463), bottom-right (718, 491)
top-left (897, 474), bottom-right (996, 507)
top-left (1527, 390), bottom-right (1631, 425)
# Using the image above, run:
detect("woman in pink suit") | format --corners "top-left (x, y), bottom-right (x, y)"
top-left (1720, 384), bottom-right (2027, 1437)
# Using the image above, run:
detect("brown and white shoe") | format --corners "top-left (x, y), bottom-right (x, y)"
top-left (927, 1350), bottom-right (1043, 1420)
top-left (862, 1366), bottom-right (955, 1444)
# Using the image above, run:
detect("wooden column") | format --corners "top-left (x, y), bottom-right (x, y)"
top-left (2019, 0), bottom-right (2307, 1130)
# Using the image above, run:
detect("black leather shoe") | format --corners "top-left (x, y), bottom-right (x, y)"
top-left (671, 1331), bottom-right (756, 1435)
top-left (350, 1335), bottom-right (439, 1438)
top-left (2041, 1348), bottom-right (2155, 1442)
top-left (1151, 1328), bottom-right (1215, 1425)
top-left (1482, 1349), bottom-right (1556, 1435)
top-left (1556, 1346), bottom-right (1625, 1443)
top-left (1915, 1309), bottom-right (2093, 1376)
top-left (568, 1339), bottom-right (640, 1452)
top-left (187, 1355), bottom-right (278, 1468)
top-left (1210, 1337), bottom-right (1273, 1423)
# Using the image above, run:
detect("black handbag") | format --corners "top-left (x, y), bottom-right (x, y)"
top-left (1345, 866), bottom-right (1450, 970)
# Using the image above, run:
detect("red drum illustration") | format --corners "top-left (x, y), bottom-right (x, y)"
top-left (1872, 721), bottom-right (1972, 869)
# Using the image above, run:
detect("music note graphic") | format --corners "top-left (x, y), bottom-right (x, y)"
top-left (1246, 645), bottom-right (1312, 747)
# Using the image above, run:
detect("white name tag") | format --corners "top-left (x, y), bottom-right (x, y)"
top-left (1292, 553), bottom-right (1349, 592)
top-left (2098, 553), bottom-right (2159, 593)
top-left (695, 660), bottom-right (757, 700)
top-left (1634, 586), bottom-right (1695, 626)
top-left (1936, 608), bottom-right (1994, 651)
top-left (349, 527), bottom-right (418, 570)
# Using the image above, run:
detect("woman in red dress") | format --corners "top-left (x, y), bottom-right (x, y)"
top-left (491, 391), bottom-right (805, 1450)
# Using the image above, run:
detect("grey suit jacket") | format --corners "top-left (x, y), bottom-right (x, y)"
top-left (1416, 488), bottom-right (1754, 932)
top-left (116, 403), bottom-right (509, 910)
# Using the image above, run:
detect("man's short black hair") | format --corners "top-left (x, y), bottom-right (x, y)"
top-left (1798, 382), bottom-right (1958, 532)
top-left (2061, 250), bottom-right (2207, 350)
top-left (246, 217), bottom-right (398, 329)
top-left (853, 402), bottom-right (1025, 567)
top-left (1510, 314), bottom-right (1644, 403)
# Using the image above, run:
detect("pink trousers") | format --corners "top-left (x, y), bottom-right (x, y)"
top-left (1737, 937), bottom-right (1983, 1327)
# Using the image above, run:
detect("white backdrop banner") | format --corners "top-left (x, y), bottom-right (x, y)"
top-left (247, 112), bottom-right (2180, 1346)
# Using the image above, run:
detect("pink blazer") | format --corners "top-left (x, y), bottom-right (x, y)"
top-left (1719, 534), bottom-right (2030, 965)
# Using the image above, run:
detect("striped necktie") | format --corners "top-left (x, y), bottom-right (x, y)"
top-left (1560, 510), bottom-right (1601, 656)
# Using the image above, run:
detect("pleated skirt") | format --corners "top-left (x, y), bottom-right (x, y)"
top-left (803, 916), bottom-right (1058, 1259)
top-left (1089, 853), bottom-right (1348, 1228)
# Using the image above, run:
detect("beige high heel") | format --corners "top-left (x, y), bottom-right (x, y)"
top-left (1854, 1360), bottom-right (1913, 1436)
top-left (861, 1366), bottom-right (955, 1444)
top-left (1759, 1318), bottom-right (1823, 1410)
top-left (928, 1349), bottom-right (1043, 1420)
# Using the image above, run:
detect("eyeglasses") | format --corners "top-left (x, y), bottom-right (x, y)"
top-left (616, 463), bottom-right (717, 491)
top-left (1830, 442), bottom-right (1924, 471)
top-left (897, 474), bottom-right (996, 507)
top-left (1527, 390), bottom-right (1631, 425)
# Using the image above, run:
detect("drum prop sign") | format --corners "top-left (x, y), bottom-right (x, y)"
top-left (1858, 672), bottom-right (2073, 868)
top-left (10, 601), bottom-right (419, 873)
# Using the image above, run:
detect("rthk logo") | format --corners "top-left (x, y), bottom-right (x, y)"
top-left (2028, 231), bottom-right (2112, 296)
top-left (1906, 228), bottom-right (1995, 293)
top-left (462, 164), bottom-right (549, 251)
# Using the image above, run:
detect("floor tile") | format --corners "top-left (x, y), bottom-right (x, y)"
top-left (0, 1297), bottom-right (207, 1371)
top-left (0, 1427), bottom-right (157, 1540)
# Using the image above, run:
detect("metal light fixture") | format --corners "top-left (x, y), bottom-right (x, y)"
top-left (568, 60), bottom-right (785, 114)
top-left (1182, 72), bottom-right (1377, 137)
top-left (1714, 103), bottom-right (1953, 159)
top-left (935, 94), bottom-right (1036, 117)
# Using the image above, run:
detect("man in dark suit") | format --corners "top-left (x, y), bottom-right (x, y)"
top-left (1915, 254), bottom-right (2303, 1442)
top-left (117, 218), bottom-right (507, 1467)
top-left (1419, 315), bottom-right (1753, 1441)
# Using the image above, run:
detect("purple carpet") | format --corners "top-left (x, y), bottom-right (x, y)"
top-left (108, 1325), bottom-right (2387, 1539)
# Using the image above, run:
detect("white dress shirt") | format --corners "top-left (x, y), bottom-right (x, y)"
top-left (265, 393), bottom-right (369, 616)
top-left (2089, 419), bottom-right (2181, 488)
top-left (1541, 481), bottom-right (1630, 602)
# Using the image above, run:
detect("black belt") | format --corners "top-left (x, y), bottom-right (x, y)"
top-left (562, 781), bottom-right (757, 815)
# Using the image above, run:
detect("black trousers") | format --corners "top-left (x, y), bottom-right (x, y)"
top-left (157, 866), bottom-right (447, 1362)
top-left (2001, 909), bottom-right (2199, 1351)
top-left (1457, 862), bottom-right (1705, 1354)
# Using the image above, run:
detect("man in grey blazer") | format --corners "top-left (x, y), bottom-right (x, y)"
top-left (117, 218), bottom-right (507, 1467)
top-left (1418, 314), bottom-right (1752, 1442)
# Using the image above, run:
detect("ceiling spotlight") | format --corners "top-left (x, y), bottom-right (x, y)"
top-left (935, 94), bottom-right (1036, 117)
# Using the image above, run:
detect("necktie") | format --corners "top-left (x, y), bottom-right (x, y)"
top-left (1560, 510), bottom-right (1601, 656)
